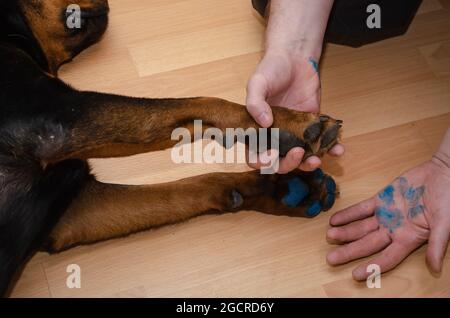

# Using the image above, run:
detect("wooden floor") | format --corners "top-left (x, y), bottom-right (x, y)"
top-left (11, 0), bottom-right (450, 297)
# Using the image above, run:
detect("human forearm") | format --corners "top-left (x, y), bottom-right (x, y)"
top-left (246, 0), bottom-right (344, 169)
top-left (265, 0), bottom-right (334, 59)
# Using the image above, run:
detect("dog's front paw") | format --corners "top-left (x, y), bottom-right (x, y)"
top-left (271, 107), bottom-right (343, 158)
top-left (231, 169), bottom-right (339, 218)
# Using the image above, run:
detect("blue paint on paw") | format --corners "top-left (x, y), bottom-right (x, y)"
top-left (313, 168), bottom-right (325, 181)
top-left (325, 177), bottom-right (336, 194)
top-left (282, 177), bottom-right (310, 208)
top-left (306, 201), bottom-right (322, 217)
top-left (324, 193), bottom-right (336, 210)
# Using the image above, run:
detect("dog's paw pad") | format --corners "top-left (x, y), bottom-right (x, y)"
top-left (282, 177), bottom-right (310, 208)
top-left (303, 121), bottom-right (323, 144)
top-left (322, 175), bottom-right (338, 211)
top-left (303, 116), bottom-right (342, 158)
top-left (306, 201), bottom-right (322, 217)
top-left (307, 169), bottom-right (338, 212)
top-left (320, 121), bottom-right (342, 149)
top-left (278, 131), bottom-right (305, 157)
top-left (323, 193), bottom-right (336, 211)
top-left (279, 171), bottom-right (337, 216)
top-left (229, 189), bottom-right (244, 209)
top-left (325, 176), bottom-right (337, 193)
top-left (313, 168), bottom-right (325, 181)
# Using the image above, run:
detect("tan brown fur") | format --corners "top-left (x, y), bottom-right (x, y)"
top-left (46, 170), bottom-right (331, 252)
top-left (42, 96), bottom-right (340, 251)
top-left (19, 0), bottom-right (109, 74)
top-left (50, 97), bottom-right (333, 162)
top-left (9, 1), bottom-right (342, 254)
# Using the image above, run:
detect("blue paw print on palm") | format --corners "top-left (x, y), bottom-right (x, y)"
top-left (379, 185), bottom-right (395, 206)
top-left (377, 185), bottom-right (402, 233)
top-left (375, 206), bottom-right (404, 234)
top-left (403, 184), bottom-right (425, 218)
top-left (376, 178), bottom-right (425, 233)
top-left (397, 177), bottom-right (426, 219)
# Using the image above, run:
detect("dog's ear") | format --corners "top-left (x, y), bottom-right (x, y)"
top-left (17, 0), bottom-right (109, 75)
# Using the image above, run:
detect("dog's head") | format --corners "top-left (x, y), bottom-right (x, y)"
top-left (1, 0), bottom-right (109, 75)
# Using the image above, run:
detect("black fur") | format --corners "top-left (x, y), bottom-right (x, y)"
top-left (0, 0), bottom-right (49, 71)
top-left (0, 2), bottom-right (92, 296)
top-left (0, 160), bottom-right (90, 296)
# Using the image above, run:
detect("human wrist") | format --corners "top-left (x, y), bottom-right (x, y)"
top-left (265, 38), bottom-right (323, 63)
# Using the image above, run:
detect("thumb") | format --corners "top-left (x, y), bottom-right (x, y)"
top-left (246, 74), bottom-right (273, 128)
top-left (426, 214), bottom-right (450, 273)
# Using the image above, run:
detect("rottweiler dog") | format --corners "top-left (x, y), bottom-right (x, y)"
top-left (0, 0), bottom-right (342, 296)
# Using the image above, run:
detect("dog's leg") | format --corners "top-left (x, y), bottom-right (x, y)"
top-left (42, 92), bottom-right (341, 163)
top-left (38, 92), bottom-right (341, 252)
top-left (45, 168), bottom-right (338, 252)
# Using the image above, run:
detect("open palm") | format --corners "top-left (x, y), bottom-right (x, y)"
top-left (326, 159), bottom-right (450, 280)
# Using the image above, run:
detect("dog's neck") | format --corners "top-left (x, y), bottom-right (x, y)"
top-left (0, 1), bottom-right (49, 72)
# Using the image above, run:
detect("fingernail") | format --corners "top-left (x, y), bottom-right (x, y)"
top-left (257, 111), bottom-right (271, 127)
